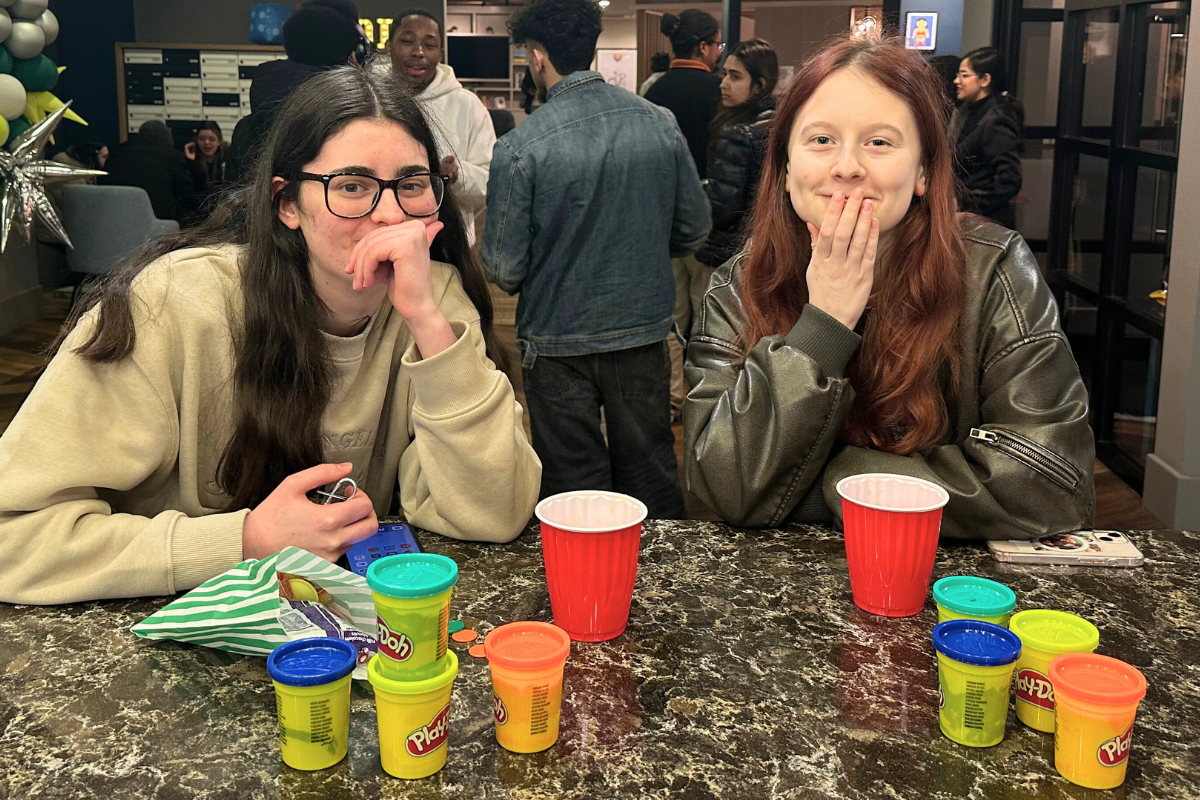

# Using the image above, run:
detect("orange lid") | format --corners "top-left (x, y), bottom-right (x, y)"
top-left (1048, 653), bottom-right (1147, 706)
top-left (483, 621), bottom-right (571, 670)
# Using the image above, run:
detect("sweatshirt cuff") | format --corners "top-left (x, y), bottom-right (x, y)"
top-left (170, 509), bottom-right (250, 593)
top-left (403, 319), bottom-right (498, 416)
top-left (784, 304), bottom-right (862, 378)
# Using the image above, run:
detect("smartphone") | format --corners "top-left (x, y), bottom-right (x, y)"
top-left (988, 530), bottom-right (1144, 567)
top-left (340, 524), bottom-right (421, 577)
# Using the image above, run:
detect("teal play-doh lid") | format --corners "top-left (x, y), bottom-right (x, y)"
top-left (366, 553), bottom-right (458, 598)
top-left (933, 576), bottom-right (1017, 618)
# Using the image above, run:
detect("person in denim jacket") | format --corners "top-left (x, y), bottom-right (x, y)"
top-left (482, 0), bottom-right (711, 518)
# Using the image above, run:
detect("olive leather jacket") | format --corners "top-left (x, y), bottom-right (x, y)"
top-left (683, 218), bottom-right (1096, 539)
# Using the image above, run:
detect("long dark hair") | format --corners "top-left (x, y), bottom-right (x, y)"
top-left (738, 34), bottom-right (966, 456)
top-left (192, 120), bottom-right (228, 182)
top-left (50, 66), bottom-right (508, 509)
top-left (660, 10), bottom-right (719, 60)
top-left (711, 39), bottom-right (778, 133)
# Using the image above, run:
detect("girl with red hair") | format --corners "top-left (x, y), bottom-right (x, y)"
top-left (683, 34), bottom-right (1095, 539)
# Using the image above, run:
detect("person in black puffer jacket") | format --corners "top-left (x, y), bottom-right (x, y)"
top-left (950, 47), bottom-right (1024, 229)
top-left (668, 39), bottom-right (777, 418)
top-left (696, 40), bottom-right (778, 269)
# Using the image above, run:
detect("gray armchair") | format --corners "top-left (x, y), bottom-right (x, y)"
top-left (58, 184), bottom-right (179, 281)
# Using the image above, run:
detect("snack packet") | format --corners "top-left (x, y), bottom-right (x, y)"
top-left (132, 547), bottom-right (377, 678)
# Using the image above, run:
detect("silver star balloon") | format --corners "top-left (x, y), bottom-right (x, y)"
top-left (0, 100), bottom-right (106, 252)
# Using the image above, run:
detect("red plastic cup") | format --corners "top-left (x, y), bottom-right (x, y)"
top-left (535, 491), bottom-right (648, 642)
top-left (835, 473), bottom-right (950, 617)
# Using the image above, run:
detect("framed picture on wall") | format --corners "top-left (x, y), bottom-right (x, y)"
top-left (904, 12), bottom-right (938, 51)
top-left (597, 49), bottom-right (638, 92)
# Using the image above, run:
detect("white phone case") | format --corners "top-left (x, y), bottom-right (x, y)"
top-left (988, 530), bottom-right (1144, 567)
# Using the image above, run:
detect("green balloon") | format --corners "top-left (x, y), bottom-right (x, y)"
top-left (5, 115), bottom-right (30, 146)
top-left (0, 49), bottom-right (12, 76)
top-left (12, 54), bottom-right (55, 91)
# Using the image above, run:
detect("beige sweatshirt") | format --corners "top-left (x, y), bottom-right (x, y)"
top-left (0, 245), bottom-right (541, 605)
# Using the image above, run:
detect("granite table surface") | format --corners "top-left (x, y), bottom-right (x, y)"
top-left (1, 522), bottom-right (1196, 800)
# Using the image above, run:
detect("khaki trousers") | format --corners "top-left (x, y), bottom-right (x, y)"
top-left (669, 253), bottom-right (716, 414)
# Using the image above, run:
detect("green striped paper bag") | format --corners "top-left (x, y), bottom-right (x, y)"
top-left (131, 547), bottom-right (377, 678)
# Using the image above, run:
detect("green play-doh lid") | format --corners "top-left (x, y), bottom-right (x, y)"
top-left (366, 553), bottom-right (458, 598)
top-left (933, 576), bottom-right (1017, 618)
top-left (1009, 609), bottom-right (1100, 654)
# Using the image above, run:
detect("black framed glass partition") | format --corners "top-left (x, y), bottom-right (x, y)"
top-left (1045, 0), bottom-right (1188, 491)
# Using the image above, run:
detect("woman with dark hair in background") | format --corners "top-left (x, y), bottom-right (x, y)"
top-left (950, 46), bottom-right (1023, 228)
top-left (644, 9), bottom-right (723, 179)
top-left (185, 121), bottom-right (230, 204)
top-left (0, 66), bottom-right (540, 605)
top-left (669, 40), bottom-right (778, 416)
top-left (685, 34), bottom-right (1093, 539)
top-left (54, 141), bottom-right (108, 171)
top-left (696, 40), bottom-right (778, 275)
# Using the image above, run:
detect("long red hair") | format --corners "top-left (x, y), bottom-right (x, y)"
top-left (738, 34), bottom-right (967, 455)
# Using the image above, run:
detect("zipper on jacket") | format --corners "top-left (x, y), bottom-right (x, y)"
top-left (968, 427), bottom-right (1081, 492)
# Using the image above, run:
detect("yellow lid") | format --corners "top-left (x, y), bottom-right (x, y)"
top-left (1009, 609), bottom-right (1099, 654)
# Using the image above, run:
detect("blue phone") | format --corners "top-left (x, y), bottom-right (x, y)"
top-left (344, 523), bottom-right (420, 577)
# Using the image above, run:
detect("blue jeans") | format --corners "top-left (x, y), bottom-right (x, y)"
top-left (522, 342), bottom-right (686, 520)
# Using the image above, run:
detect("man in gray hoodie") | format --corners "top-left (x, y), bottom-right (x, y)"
top-left (372, 9), bottom-right (496, 245)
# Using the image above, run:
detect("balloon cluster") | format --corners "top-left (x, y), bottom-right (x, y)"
top-left (0, 0), bottom-right (81, 148)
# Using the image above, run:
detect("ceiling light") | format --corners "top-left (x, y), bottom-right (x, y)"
top-left (599, 0), bottom-right (610, 7)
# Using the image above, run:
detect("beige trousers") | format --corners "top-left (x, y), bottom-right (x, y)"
top-left (669, 253), bottom-right (716, 413)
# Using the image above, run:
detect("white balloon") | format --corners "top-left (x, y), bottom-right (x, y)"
top-left (0, 10), bottom-right (11, 44)
top-left (5, 20), bottom-right (42, 58)
top-left (9, 0), bottom-right (46, 21)
top-left (33, 8), bottom-right (53, 45)
top-left (0, 74), bottom-right (26, 120)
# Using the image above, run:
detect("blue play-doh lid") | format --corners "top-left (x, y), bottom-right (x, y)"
top-left (933, 576), bottom-right (1017, 618)
top-left (267, 637), bottom-right (358, 687)
top-left (932, 620), bottom-right (1022, 667)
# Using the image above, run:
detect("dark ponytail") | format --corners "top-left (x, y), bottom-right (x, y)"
top-left (963, 47), bottom-right (1007, 96)
top-left (660, 9), bottom-right (719, 60)
top-left (963, 46), bottom-right (1022, 123)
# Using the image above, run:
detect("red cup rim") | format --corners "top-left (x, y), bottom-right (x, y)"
top-left (835, 473), bottom-right (950, 513)
top-left (483, 621), bottom-right (571, 670)
top-left (535, 490), bottom-right (648, 533)
top-left (1048, 653), bottom-right (1147, 706)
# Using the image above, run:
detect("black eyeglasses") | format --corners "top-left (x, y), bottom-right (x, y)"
top-left (295, 171), bottom-right (447, 219)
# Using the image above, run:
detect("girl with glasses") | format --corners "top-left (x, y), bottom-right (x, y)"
top-left (950, 47), bottom-right (1024, 229)
top-left (0, 67), bottom-right (541, 604)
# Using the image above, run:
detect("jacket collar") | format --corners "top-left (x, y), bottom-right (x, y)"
top-left (546, 70), bottom-right (604, 102)
top-left (669, 58), bottom-right (711, 71)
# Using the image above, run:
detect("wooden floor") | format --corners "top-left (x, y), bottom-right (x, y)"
top-left (0, 287), bottom-right (1166, 531)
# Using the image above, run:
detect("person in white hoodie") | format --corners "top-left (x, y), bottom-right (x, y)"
top-left (372, 9), bottom-right (496, 244)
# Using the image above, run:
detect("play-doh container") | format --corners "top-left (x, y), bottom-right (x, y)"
top-left (1009, 609), bottom-right (1100, 732)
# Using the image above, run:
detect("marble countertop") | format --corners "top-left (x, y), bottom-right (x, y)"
top-left (1, 522), bottom-right (1196, 799)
